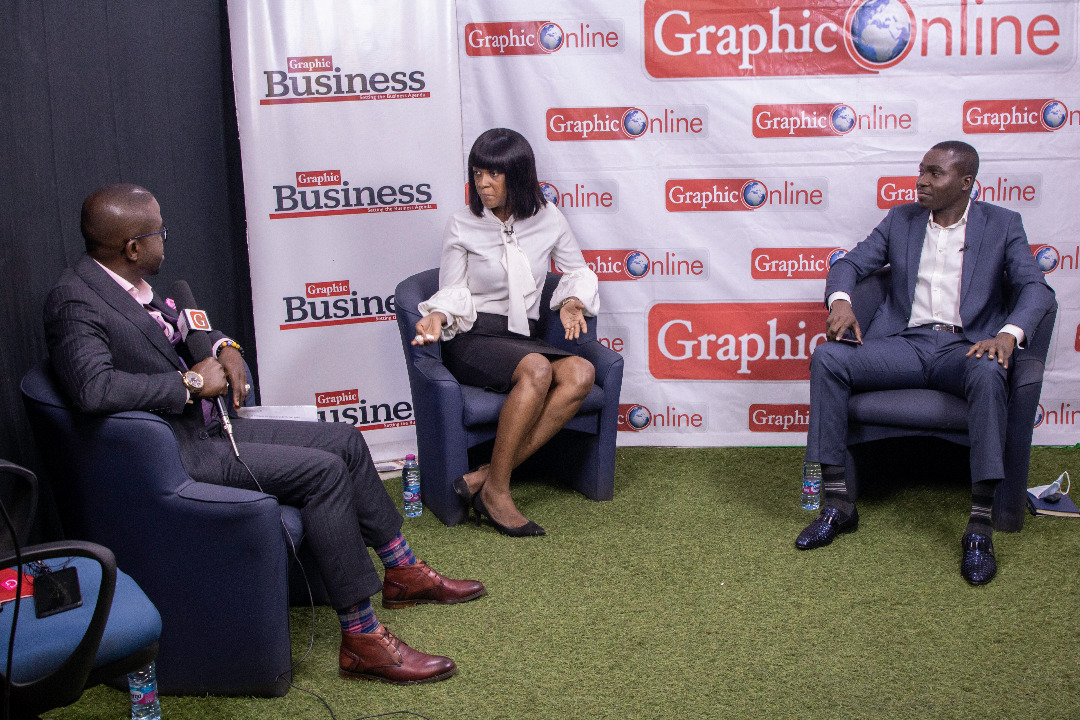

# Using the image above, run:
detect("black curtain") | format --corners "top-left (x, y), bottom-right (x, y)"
top-left (0, 0), bottom-right (254, 536)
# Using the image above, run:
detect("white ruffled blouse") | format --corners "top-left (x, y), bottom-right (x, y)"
top-left (419, 203), bottom-right (600, 339)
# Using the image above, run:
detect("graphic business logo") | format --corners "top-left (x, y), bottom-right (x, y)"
top-left (261, 55), bottom-right (428, 105)
top-left (270, 170), bottom-right (435, 219)
top-left (281, 280), bottom-right (396, 330)
top-left (316, 388), bottom-right (414, 432)
top-left (644, 0), bottom-right (1073, 78)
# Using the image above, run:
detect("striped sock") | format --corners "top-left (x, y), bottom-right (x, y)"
top-left (822, 464), bottom-right (855, 519)
top-left (375, 532), bottom-right (417, 568)
top-left (967, 479), bottom-right (998, 536)
top-left (338, 598), bottom-right (380, 635)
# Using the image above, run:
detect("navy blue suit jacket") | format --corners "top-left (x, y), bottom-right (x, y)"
top-left (825, 201), bottom-right (1055, 344)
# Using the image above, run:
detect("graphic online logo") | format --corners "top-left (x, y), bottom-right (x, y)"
top-left (1030, 244), bottom-right (1070, 274)
top-left (464, 19), bottom-right (624, 55)
top-left (644, 0), bottom-right (1069, 78)
top-left (749, 404), bottom-right (811, 431)
top-left (597, 325), bottom-right (629, 353)
top-left (271, 170), bottom-right (435, 219)
top-left (262, 55), bottom-right (428, 105)
top-left (539, 179), bottom-right (619, 213)
top-left (877, 173), bottom-right (1042, 209)
top-left (666, 178), bottom-right (827, 211)
top-left (316, 389), bottom-right (414, 431)
top-left (554, 249), bottom-right (709, 281)
top-left (751, 248), bottom-right (847, 279)
top-left (753, 101), bottom-right (916, 137)
top-left (617, 403), bottom-right (707, 432)
top-left (281, 280), bottom-right (395, 330)
top-left (963, 99), bottom-right (1073, 133)
top-left (546, 106), bottom-right (707, 141)
top-left (649, 302), bottom-right (829, 379)
top-left (1034, 401), bottom-right (1080, 429)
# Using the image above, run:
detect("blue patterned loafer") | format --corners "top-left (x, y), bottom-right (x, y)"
top-left (960, 532), bottom-right (996, 585)
top-left (795, 506), bottom-right (858, 550)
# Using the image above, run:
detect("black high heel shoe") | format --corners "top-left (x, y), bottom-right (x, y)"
top-left (452, 464), bottom-right (489, 506)
top-left (471, 492), bottom-right (546, 537)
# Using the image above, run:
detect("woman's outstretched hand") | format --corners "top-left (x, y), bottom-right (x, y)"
top-left (413, 312), bottom-right (446, 346)
top-left (560, 298), bottom-right (587, 340)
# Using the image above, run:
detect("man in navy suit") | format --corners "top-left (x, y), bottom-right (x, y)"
top-left (796, 141), bottom-right (1055, 585)
top-left (45, 184), bottom-right (485, 684)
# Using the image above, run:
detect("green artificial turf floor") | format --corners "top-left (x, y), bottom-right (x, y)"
top-left (44, 444), bottom-right (1080, 720)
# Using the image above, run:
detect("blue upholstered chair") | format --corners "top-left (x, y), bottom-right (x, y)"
top-left (394, 269), bottom-right (624, 526)
top-left (843, 267), bottom-right (1057, 532)
top-left (20, 361), bottom-right (300, 696)
top-left (0, 459), bottom-right (160, 719)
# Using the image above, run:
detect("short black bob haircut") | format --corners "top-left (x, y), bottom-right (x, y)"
top-left (930, 140), bottom-right (979, 179)
top-left (467, 128), bottom-right (546, 219)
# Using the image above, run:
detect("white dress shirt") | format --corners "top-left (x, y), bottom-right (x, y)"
top-left (829, 202), bottom-right (1024, 344)
top-left (420, 203), bottom-right (600, 339)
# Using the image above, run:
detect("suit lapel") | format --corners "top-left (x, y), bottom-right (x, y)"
top-left (960, 201), bottom-right (985, 307)
top-left (74, 256), bottom-right (185, 371)
top-left (904, 207), bottom-right (931, 313)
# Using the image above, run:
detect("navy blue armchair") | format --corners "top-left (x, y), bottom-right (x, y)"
top-left (844, 267), bottom-right (1057, 532)
top-left (0, 459), bottom-right (160, 719)
top-left (20, 361), bottom-right (299, 696)
top-left (395, 269), bottom-right (624, 526)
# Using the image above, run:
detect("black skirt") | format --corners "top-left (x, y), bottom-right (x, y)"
top-left (442, 312), bottom-right (571, 392)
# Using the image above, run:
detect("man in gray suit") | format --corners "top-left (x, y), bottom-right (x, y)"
top-left (796, 141), bottom-right (1055, 585)
top-left (45, 183), bottom-right (484, 684)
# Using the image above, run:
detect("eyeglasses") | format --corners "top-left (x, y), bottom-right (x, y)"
top-left (129, 226), bottom-right (167, 243)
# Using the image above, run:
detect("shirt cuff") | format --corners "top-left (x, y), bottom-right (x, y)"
top-left (1000, 324), bottom-right (1025, 348)
top-left (827, 291), bottom-right (851, 309)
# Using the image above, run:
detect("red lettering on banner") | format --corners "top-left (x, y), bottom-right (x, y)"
top-left (1075, 324), bottom-right (1080, 352)
top-left (878, 176), bottom-right (918, 208)
top-left (751, 248), bottom-right (842, 279)
top-left (287, 56), bottom-right (333, 73)
top-left (315, 389), bottom-right (359, 407)
top-left (648, 302), bottom-right (828, 380)
top-left (465, 21), bottom-right (547, 56)
top-left (305, 281), bottom-right (350, 298)
top-left (962, 99), bottom-right (1070, 133)
top-left (296, 171), bottom-right (342, 187)
top-left (749, 404), bottom-right (811, 431)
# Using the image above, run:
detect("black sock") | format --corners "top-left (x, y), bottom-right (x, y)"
top-left (967, 479), bottom-right (998, 536)
top-left (822, 464), bottom-right (855, 518)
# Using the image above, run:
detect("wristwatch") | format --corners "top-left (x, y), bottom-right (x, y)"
top-left (181, 371), bottom-right (204, 400)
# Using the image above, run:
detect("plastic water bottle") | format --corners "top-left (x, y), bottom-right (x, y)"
top-left (801, 462), bottom-right (822, 510)
top-left (402, 454), bottom-right (422, 517)
top-left (128, 661), bottom-right (161, 720)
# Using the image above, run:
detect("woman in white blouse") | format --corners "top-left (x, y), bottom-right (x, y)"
top-left (413, 128), bottom-right (600, 537)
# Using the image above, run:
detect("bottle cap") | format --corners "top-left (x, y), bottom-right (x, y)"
top-left (405, 453), bottom-right (416, 460)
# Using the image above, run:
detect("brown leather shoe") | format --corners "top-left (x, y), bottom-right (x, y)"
top-left (339, 625), bottom-right (456, 685)
top-left (381, 560), bottom-right (486, 609)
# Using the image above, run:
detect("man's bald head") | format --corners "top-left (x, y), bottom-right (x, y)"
top-left (81, 184), bottom-right (157, 257)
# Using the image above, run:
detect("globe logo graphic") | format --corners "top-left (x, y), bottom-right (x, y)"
top-left (1041, 100), bottom-right (1067, 130)
top-left (741, 180), bottom-right (768, 209)
top-left (847, 0), bottom-right (914, 68)
top-left (626, 405), bottom-right (652, 430)
top-left (828, 249), bottom-right (848, 266)
top-left (1034, 246), bottom-right (1059, 273)
top-left (538, 23), bottom-right (564, 53)
top-left (540, 182), bottom-right (560, 206)
top-left (1034, 404), bottom-right (1044, 428)
top-left (622, 108), bottom-right (648, 138)
top-left (624, 251), bottom-right (651, 278)
top-left (969, 179), bottom-right (981, 201)
top-left (831, 105), bottom-right (857, 134)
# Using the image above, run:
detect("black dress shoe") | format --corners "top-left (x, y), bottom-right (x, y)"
top-left (960, 532), bottom-right (996, 585)
top-left (795, 506), bottom-right (858, 550)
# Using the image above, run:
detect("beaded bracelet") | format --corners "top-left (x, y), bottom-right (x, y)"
top-left (216, 338), bottom-right (244, 357)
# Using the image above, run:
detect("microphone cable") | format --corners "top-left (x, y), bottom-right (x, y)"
top-left (0, 495), bottom-right (21, 720)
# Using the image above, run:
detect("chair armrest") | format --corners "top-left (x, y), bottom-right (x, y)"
top-left (570, 339), bottom-right (623, 390)
top-left (0, 541), bottom-right (116, 697)
top-left (411, 357), bottom-right (461, 385)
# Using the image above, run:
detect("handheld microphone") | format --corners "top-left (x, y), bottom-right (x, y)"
top-left (168, 280), bottom-right (240, 458)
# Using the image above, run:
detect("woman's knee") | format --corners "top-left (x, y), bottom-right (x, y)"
top-left (558, 356), bottom-right (595, 393)
top-left (512, 354), bottom-right (553, 390)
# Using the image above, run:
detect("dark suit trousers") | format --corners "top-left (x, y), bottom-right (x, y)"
top-left (190, 416), bottom-right (401, 611)
top-left (805, 327), bottom-right (1009, 483)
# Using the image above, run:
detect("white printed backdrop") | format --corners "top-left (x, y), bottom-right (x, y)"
top-left (230, 0), bottom-right (1080, 459)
